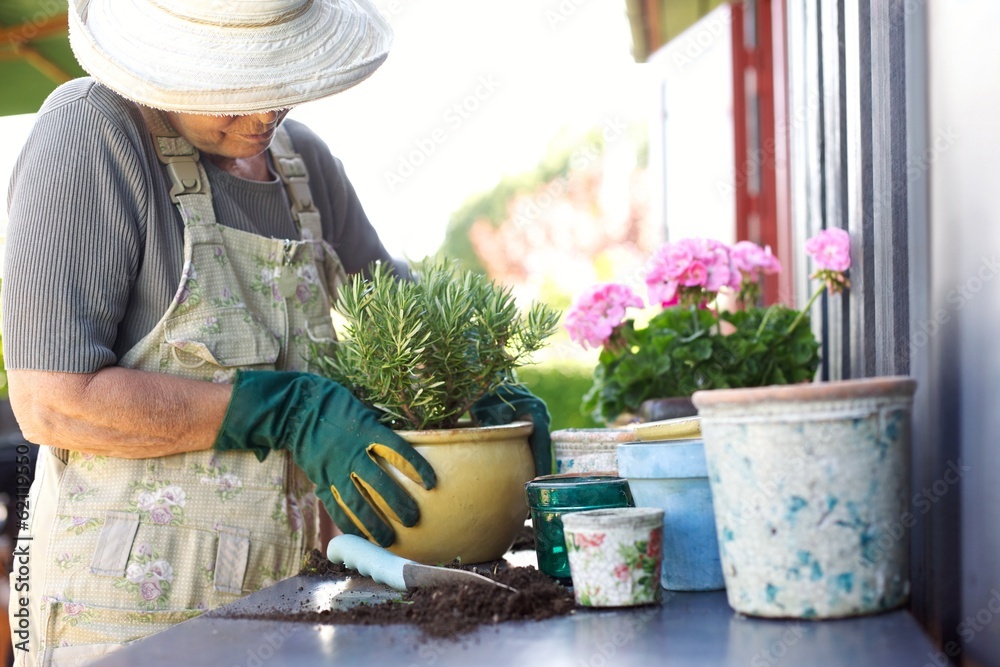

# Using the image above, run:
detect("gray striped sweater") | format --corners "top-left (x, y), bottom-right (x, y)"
top-left (2, 78), bottom-right (398, 372)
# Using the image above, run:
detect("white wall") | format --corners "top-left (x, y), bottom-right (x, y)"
top-left (645, 4), bottom-right (735, 245)
top-left (927, 1), bottom-right (1000, 664)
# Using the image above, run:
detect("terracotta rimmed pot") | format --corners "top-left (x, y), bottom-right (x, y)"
top-left (551, 427), bottom-right (636, 475)
top-left (383, 421), bottom-right (535, 564)
top-left (562, 507), bottom-right (665, 607)
top-left (693, 377), bottom-right (917, 619)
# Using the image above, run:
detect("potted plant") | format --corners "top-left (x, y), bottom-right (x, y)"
top-left (553, 237), bottom-right (810, 477)
top-left (314, 259), bottom-right (559, 564)
top-left (565, 237), bottom-right (821, 426)
top-left (563, 230), bottom-right (856, 595)
top-left (692, 229), bottom-right (916, 619)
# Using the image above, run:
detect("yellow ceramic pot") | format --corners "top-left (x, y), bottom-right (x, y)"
top-left (384, 421), bottom-right (535, 565)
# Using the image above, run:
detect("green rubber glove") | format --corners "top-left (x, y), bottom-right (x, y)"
top-left (471, 384), bottom-right (553, 476)
top-left (214, 370), bottom-right (437, 547)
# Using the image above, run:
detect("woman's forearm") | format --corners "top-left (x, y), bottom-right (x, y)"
top-left (6, 367), bottom-right (232, 458)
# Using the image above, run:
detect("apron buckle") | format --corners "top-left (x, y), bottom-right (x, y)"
top-left (165, 160), bottom-right (205, 203)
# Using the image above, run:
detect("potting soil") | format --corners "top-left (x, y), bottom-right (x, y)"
top-left (222, 547), bottom-right (575, 639)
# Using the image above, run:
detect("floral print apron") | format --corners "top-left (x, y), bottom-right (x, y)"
top-left (11, 109), bottom-right (348, 667)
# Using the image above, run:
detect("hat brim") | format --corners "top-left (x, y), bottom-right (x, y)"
top-left (69, 0), bottom-right (392, 114)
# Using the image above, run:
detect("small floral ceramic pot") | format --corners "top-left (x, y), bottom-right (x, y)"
top-left (562, 507), bottom-right (665, 607)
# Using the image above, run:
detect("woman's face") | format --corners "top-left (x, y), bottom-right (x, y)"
top-left (164, 109), bottom-right (291, 159)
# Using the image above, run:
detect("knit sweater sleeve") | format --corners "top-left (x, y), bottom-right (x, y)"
top-left (2, 81), bottom-right (149, 372)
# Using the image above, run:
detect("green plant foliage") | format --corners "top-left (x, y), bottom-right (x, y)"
top-left (516, 362), bottom-right (601, 430)
top-left (316, 260), bottom-right (560, 431)
top-left (583, 304), bottom-right (820, 424)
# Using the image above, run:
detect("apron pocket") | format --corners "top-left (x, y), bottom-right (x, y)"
top-left (304, 313), bottom-right (336, 343)
top-left (162, 307), bottom-right (279, 372)
top-left (304, 313), bottom-right (337, 368)
top-left (90, 512), bottom-right (140, 577)
top-left (213, 525), bottom-right (251, 595)
top-left (43, 601), bottom-right (204, 667)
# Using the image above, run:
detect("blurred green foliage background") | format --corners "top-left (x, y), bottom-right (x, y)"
top-left (517, 359), bottom-right (599, 430)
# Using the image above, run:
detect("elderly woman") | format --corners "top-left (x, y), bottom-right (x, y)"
top-left (2, 1), bottom-right (550, 664)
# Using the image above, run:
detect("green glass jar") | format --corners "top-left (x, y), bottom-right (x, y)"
top-left (524, 474), bottom-right (634, 581)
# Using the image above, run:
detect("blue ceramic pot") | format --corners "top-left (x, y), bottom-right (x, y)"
top-left (617, 438), bottom-right (725, 591)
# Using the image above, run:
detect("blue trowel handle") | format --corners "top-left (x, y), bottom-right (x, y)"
top-left (326, 534), bottom-right (417, 592)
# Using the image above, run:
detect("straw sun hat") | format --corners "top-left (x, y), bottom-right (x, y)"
top-left (68, 0), bottom-right (393, 114)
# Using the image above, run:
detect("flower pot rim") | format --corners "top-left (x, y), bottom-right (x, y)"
top-left (396, 420), bottom-right (533, 444)
top-left (527, 472), bottom-right (627, 486)
top-left (550, 427), bottom-right (637, 442)
top-left (617, 438), bottom-right (708, 479)
top-left (524, 474), bottom-right (632, 509)
top-left (692, 375), bottom-right (916, 408)
top-left (561, 506), bottom-right (664, 530)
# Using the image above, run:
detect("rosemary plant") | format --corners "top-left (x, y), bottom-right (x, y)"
top-left (316, 260), bottom-right (559, 431)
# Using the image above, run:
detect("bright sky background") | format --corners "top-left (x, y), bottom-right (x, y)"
top-left (1, 0), bottom-right (651, 260)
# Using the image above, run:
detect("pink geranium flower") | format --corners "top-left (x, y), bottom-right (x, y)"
top-left (805, 228), bottom-right (851, 272)
top-left (702, 239), bottom-right (738, 292)
top-left (564, 283), bottom-right (644, 349)
top-left (645, 238), bottom-right (739, 305)
top-left (731, 241), bottom-right (782, 281)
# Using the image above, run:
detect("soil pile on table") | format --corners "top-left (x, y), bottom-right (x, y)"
top-left (232, 549), bottom-right (575, 639)
top-left (508, 522), bottom-right (537, 553)
top-left (298, 548), bottom-right (353, 577)
top-left (318, 564), bottom-right (575, 638)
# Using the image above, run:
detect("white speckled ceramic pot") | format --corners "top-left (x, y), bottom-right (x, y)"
top-left (692, 377), bottom-right (917, 619)
top-left (551, 428), bottom-right (636, 475)
top-left (562, 507), bottom-right (665, 607)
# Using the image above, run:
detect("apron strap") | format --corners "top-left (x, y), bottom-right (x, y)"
top-left (140, 107), bottom-right (347, 297)
top-left (269, 126), bottom-right (324, 242)
top-left (139, 106), bottom-right (217, 230)
top-left (270, 126), bottom-right (348, 299)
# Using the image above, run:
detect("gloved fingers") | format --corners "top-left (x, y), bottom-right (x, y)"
top-left (316, 486), bottom-right (368, 541)
top-left (327, 482), bottom-right (396, 548)
top-left (473, 401), bottom-right (515, 426)
top-left (352, 455), bottom-right (424, 528)
top-left (470, 391), bottom-right (516, 426)
top-left (348, 471), bottom-right (408, 528)
top-left (367, 442), bottom-right (437, 490)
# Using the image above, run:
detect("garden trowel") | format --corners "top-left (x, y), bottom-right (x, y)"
top-left (327, 534), bottom-right (518, 593)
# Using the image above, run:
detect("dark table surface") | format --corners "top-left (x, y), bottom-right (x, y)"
top-left (89, 551), bottom-right (941, 667)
